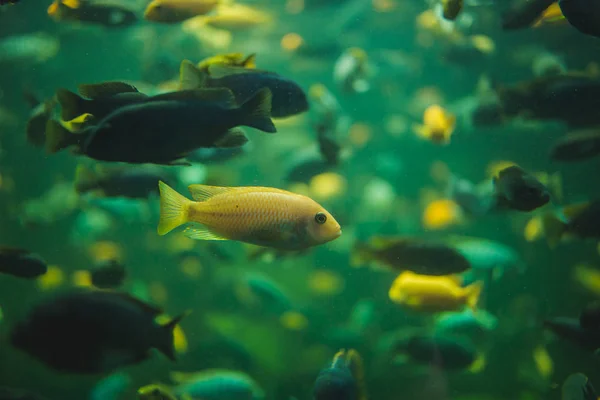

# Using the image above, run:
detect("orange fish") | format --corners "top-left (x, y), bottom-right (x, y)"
top-left (157, 181), bottom-right (341, 250)
top-left (388, 271), bottom-right (482, 313)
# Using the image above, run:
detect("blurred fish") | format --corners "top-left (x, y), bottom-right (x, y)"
top-left (451, 237), bottom-right (524, 281)
top-left (90, 259), bottom-right (126, 289)
top-left (388, 271), bottom-right (482, 313)
top-left (197, 53), bottom-right (256, 73)
top-left (550, 129), bottom-right (600, 162)
top-left (0, 247), bottom-right (48, 279)
top-left (20, 182), bottom-right (79, 227)
top-left (543, 200), bottom-right (600, 245)
top-left (0, 0), bottom-right (19, 4)
top-left (544, 317), bottom-right (600, 351)
top-left (138, 385), bottom-right (179, 400)
top-left (352, 236), bottom-right (472, 276)
top-left (579, 302), bottom-right (600, 331)
top-left (47, 88), bottom-right (274, 164)
top-left (74, 164), bottom-right (172, 199)
top-left (412, 105), bottom-right (456, 145)
top-left (333, 48), bottom-right (370, 94)
top-left (47, 0), bottom-right (137, 27)
top-left (144, 0), bottom-right (219, 23)
top-left (441, 0), bottom-right (463, 20)
top-left (185, 3), bottom-right (271, 31)
top-left (56, 82), bottom-right (149, 121)
top-left (313, 349), bottom-right (367, 400)
top-left (180, 60), bottom-right (309, 118)
top-left (502, 0), bottom-right (556, 29)
top-left (434, 308), bottom-right (498, 337)
top-left (157, 181), bottom-right (341, 250)
top-left (172, 369), bottom-right (265, 400)
top-left (0, 388), bottom-right (48, 400)
top-left (11, 290), bottom-right (186, 374)
top-left (562, 373), bottom-right (598, 400)
top-left (0, 32), bottom-right (59, 64)
top-left (559, 0), bottom-right (600, 38)
top-left (234, 274), bottom-right (293, 316)
top-left (493, 166), bottom-right (550, 212)
top-left (90, 372), bottom-right (131, 400)
top-left (401, 334), bottom-right (478, 370)
top-left (446, 174), bottom-right (496, 217)
top-left (24, 92), bottom-right (57, 148)
top-left (83, 197), bottom-right (154, 223)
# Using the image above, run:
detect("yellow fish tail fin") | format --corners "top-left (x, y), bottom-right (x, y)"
top-left (465, 281), bottom-right (483, 310)
top-left (45, 119), bottom-right (78, 154)
top-left (157, 181), bottom-right (191, 235)
top-left (541, 212), bottom-right (566, 247)
top-left (239, 87), bottom-right (276, 134)
top-left (56, 88), bottom-right (85, 121)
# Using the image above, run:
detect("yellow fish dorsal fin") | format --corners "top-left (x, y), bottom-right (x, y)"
top-left (242, 53), bottom-right (257, 68)
top-left (61, 0), bottom-right (80, 9)
top-left (179, 60), bottom-right (206, 90)
top-left (187, 184), bottom-right (234, 201)
top-left (47, 1), bottom-right (60, 15)
top-left (78, 81), bottom-right (138, 99)
top-left (183, 224), bottom-right (228, 241)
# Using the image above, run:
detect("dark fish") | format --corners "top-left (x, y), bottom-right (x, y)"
top-left (313, 349), bottom-right (366, 400)
top-left (0, 387), bottom-right (48, 400)
top-left (285, 155), bottom-right (332, 183)
top-left (47, 0), bottom-right (137, 28)
top-left (75, 164), bottom-right (172, 198)
top-left (0, 247), bottom-right (47, 279)
top-left (353, 236), bottom-right (472, 276)
top-left (562, 373), bottom-right (598, 400)
top-left (186, 146), bottom-right (247, 164)
top-left (543, 200), bottom-right (600, 245)
top-left (90, 259), bottom-right (126, 289)
top-left (317, 128), bottom-right (341, 166)
top-left (543, 317), bottom-right (600, 351)
top-left (501, 0), bottom-right (556, 30)
top-left (25, 96), bottom-right (57, 148)
top-left (550, 129), bottom-right (600, 162)
top-left (180, 60), bottom-right (309, 118)
top-left (46, 88), bottom-right (275, 165)
top-left (493, 166), bottom-right (550, 212)
top-left (10, 290), bottom-right (186, 374)
top-left (496, 74), bottom-right (600, 128)
top-left (56, 82), bottom-right (149, 121)
top-left (580, 302), bottom-right (600, 332)
top-left (447, 175), bottom-right (496, 217)
top-left (0, 0), bottom-right (19, 5)
top-left (403, 335), bottom-right (477, 370)
top-left (559, 0), bottom-right (600, 38)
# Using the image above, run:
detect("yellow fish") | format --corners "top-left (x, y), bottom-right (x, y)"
top-left (412, 104), bottom-right (456, 145)
top-left (144, 0), bottom-right (220, 23)
top-left (389, 271), bottom-right (482, 313)
top-left (198, 53), bottom-right (256, 73)
top-left (157, 181), bottom-right (341, 250)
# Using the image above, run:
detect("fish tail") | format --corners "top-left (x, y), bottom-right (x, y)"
top-left (157, 181), bottom-right (191, 235)
top-left (45, 119), bottom-right (79, 154)
top-left (157, 310), bottom-right (191, 361)
top-left (56, 88), bottom-right (85, 121)
top-left (74, 164), bottom-right (99, 194)
top-left (239, 87), bottom-right (277, 134)
top-left (542, 213), bottom-right (566, 247)
top-left (465, 281), bottom-right (483, 310)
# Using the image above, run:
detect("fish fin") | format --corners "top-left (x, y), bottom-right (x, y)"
top-left (242, 53), bottom-right (257, 68)
top-left (468, 353), bottom-right (486, 374)
top-left (114, 292), bottom-right (163, 315)
top-left (74, 164), bottom-right (99, 193)
top-left (345, 349), bottom-right (367, 400)
top-left (207, 64), bottom-right (268, 78)
top-left (541, 213), bottom-right (566, 247)
top-left (61, 0), bottom-right (80, 9)
top-left (238, 87), bottom-right (276, 133)
top-left (179, 59), bottom-right (206, 90)
top-left (465, 281), bottom-right (483, 310)
top-left (45, 119), bottom-right (81, 154)
top-left (78, 81), bottom-right (138, 99)
top-left (157, 181), bottom-right (191, 235)
top-left (47, 1), bottom-right (60, 17)
top-left (183, 224), bottom-right (228, 241)
top-left (56, 88), bottom-right (85, 121)
top-left (562, 202), bottom-right (590, 219)
top-left (151, 88), bottom-right (235, 106)
top-left (214, 128), bottom-right (248, 148)
top-left (187, 184), bottom-right (233, 201)
top-left (61, 113), bottom-right (94, 132)
top-left (157, 311), bottom-right (191, 361)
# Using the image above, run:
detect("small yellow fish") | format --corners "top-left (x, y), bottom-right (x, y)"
top-left (191, 3), bottom-right (271, 31)
top-left (389, 271), bottom-right (482, 313)
top-left (412, 105), bottom-right (456, 145)
top-left (137, 384), bottom-right (179, 400)
top-left (144, 0), bottom-right (220, 23)
top-left (198, 53), bottom-right (256, 73)
top-left (157, 181), bottom-right (341, 250)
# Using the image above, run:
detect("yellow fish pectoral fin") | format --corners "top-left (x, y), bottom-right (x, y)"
top-left (183, 224), bottom-right (228, 241)
top-left (187, 184), bottom-right (234, 201)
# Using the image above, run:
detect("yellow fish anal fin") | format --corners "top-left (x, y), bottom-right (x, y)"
top-left (78, 81), bottom-right (138, 99)
top-left (183, 224), bottom-right (228, 241)
top-left (187, 184), bottom-right (234, 201)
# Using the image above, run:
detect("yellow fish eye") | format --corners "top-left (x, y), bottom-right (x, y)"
top-left (315, 212), bottom-right (327, 224)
